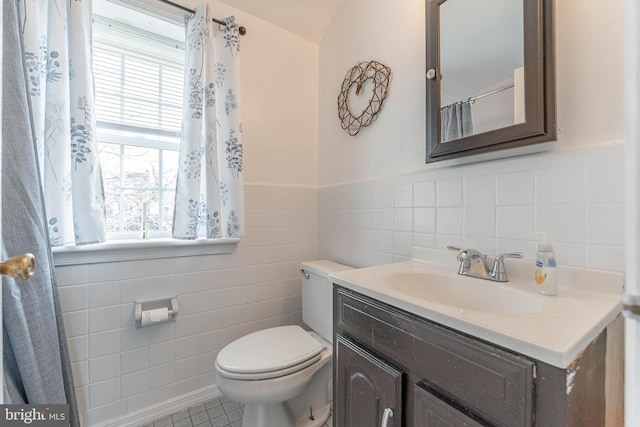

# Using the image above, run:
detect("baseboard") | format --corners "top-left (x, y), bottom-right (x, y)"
top-left (92, 385), bottom-right (222, 427)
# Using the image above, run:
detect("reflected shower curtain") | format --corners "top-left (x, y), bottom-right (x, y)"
top-left (441, 101), bottom-right (474, 142)
top-left (2, 0), bottom-right (79, 425)
top-left (173, 5), bottom-right (245, 239)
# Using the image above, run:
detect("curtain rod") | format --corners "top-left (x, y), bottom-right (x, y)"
top-left (159, 0), bottom-right (247, 35)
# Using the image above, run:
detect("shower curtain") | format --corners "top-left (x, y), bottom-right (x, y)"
top-left (2, 0), bottom-right (79, 425)
top-left (173, 5), bottom-right (245, 239)
top-left (441, 101), bottom-right (474, 142)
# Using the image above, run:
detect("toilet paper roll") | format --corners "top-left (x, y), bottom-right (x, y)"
top-left (141, 307), bottom-right (169, 326)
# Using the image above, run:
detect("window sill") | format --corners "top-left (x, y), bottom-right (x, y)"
top-left (51, 238), bottom-right (239, 266)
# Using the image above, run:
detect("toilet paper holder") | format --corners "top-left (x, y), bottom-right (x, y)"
top-left (135, 296), bottom-right (179, 327)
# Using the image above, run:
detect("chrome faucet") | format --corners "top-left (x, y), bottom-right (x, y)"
top-left (447, 246), bottom-right (523, 282)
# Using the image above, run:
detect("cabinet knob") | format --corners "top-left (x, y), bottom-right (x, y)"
top-left (381, 408), bottom-right (393, 427)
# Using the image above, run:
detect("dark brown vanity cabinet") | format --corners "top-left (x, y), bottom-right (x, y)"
top-left (333, 286), bottom-right (607, 427)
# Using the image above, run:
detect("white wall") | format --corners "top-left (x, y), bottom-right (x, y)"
top-left (318, 0), bottom-right (624, 185)
top-left (206, 0), bottom-right (319, 187)
top-left (319, 0), bottom-right (426, 185)
top-left (317, 0), bottom-right (626, 275)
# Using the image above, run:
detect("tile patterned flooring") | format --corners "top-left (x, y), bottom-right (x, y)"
top-left (146, 395), bottom-right (332, 427)
top-left (145, 397), bottom-right (243, 427)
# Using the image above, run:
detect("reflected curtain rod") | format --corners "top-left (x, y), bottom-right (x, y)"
top-left (159, 0), bottom-right (247, 35)
top-left (467, 83), bottom-right (514, 103)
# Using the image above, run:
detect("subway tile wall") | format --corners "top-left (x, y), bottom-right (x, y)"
top-left (318, 144), bottom-right (625, 273)
top-left (55, 185), bottom-right (317, 426)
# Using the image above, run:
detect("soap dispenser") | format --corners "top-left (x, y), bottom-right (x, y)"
top-left (534, 232), bottom-right (557, 296)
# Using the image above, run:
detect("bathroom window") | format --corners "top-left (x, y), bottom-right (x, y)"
top-left (93, 2), bottom-right (185, 239)
top-left (51, 0), bottom-right (238, 265)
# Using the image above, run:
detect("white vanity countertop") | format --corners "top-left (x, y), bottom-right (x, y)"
top-left (329, 254), bottom-right (623, 369)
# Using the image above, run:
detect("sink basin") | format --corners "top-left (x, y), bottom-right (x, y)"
top-left (380, 271), bottom-right (543, 315)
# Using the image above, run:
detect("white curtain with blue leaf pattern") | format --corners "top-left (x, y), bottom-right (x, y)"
top-left (173, 5), bottom-right (244, 239)
top-left (20, 0), bottom-right (106, 246)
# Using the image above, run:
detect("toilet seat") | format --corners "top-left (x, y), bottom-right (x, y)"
top-left (215, 325), bottom-right (325, 380)
top-left (216, 353), bottom-right (322, 380)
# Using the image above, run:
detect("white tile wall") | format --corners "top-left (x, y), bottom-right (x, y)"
top-left (55, 185), bottom-right (317, 426)
top-left (319, 144), bottom-right (625, 273)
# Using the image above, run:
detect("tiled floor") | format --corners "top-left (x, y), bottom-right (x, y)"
top-left (146, 396), bottom-right (243, 427)
top-left (146, 396), bottom-right (332, 427)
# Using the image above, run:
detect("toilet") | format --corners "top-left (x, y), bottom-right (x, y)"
top-left (214, 260), bottom-right (353, 427)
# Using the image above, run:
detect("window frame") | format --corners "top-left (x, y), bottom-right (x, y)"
top-left (52, 237), bottom-right (239, 265)
top-left (93, 14), bottom-right (184, 239)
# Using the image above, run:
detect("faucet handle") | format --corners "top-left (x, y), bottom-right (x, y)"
top-left (495, 252), bottom-right (524, 262)
top-left (491, 252), bottom-right (524, 282)
top-left (448, 246), bottom-right (489, 271)
top-left (447, 245), bottom-right (468, 262)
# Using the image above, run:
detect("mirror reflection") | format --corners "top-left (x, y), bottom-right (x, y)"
top-left (439, 0), bottom-right (524, 142)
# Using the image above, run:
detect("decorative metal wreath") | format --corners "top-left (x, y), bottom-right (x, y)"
top-left (337, 60), bottom-right (392, 136)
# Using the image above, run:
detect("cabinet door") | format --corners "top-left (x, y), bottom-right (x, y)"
top-left (413, 384), bottom-right (484, 427)
top-left (335, 335), bottom-right (402, 427)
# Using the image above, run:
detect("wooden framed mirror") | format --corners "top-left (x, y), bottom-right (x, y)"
top-left (426, 0), bottom-right (556, 163)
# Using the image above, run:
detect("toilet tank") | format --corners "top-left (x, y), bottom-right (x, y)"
top-left (300, 260), bottom-right (353, 343)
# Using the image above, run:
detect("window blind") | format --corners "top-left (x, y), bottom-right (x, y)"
top-left (93, 17), bottom-right (185, 139)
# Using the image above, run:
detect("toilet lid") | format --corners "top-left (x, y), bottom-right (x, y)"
top-left (216, 325), bottom-right (324, 375)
